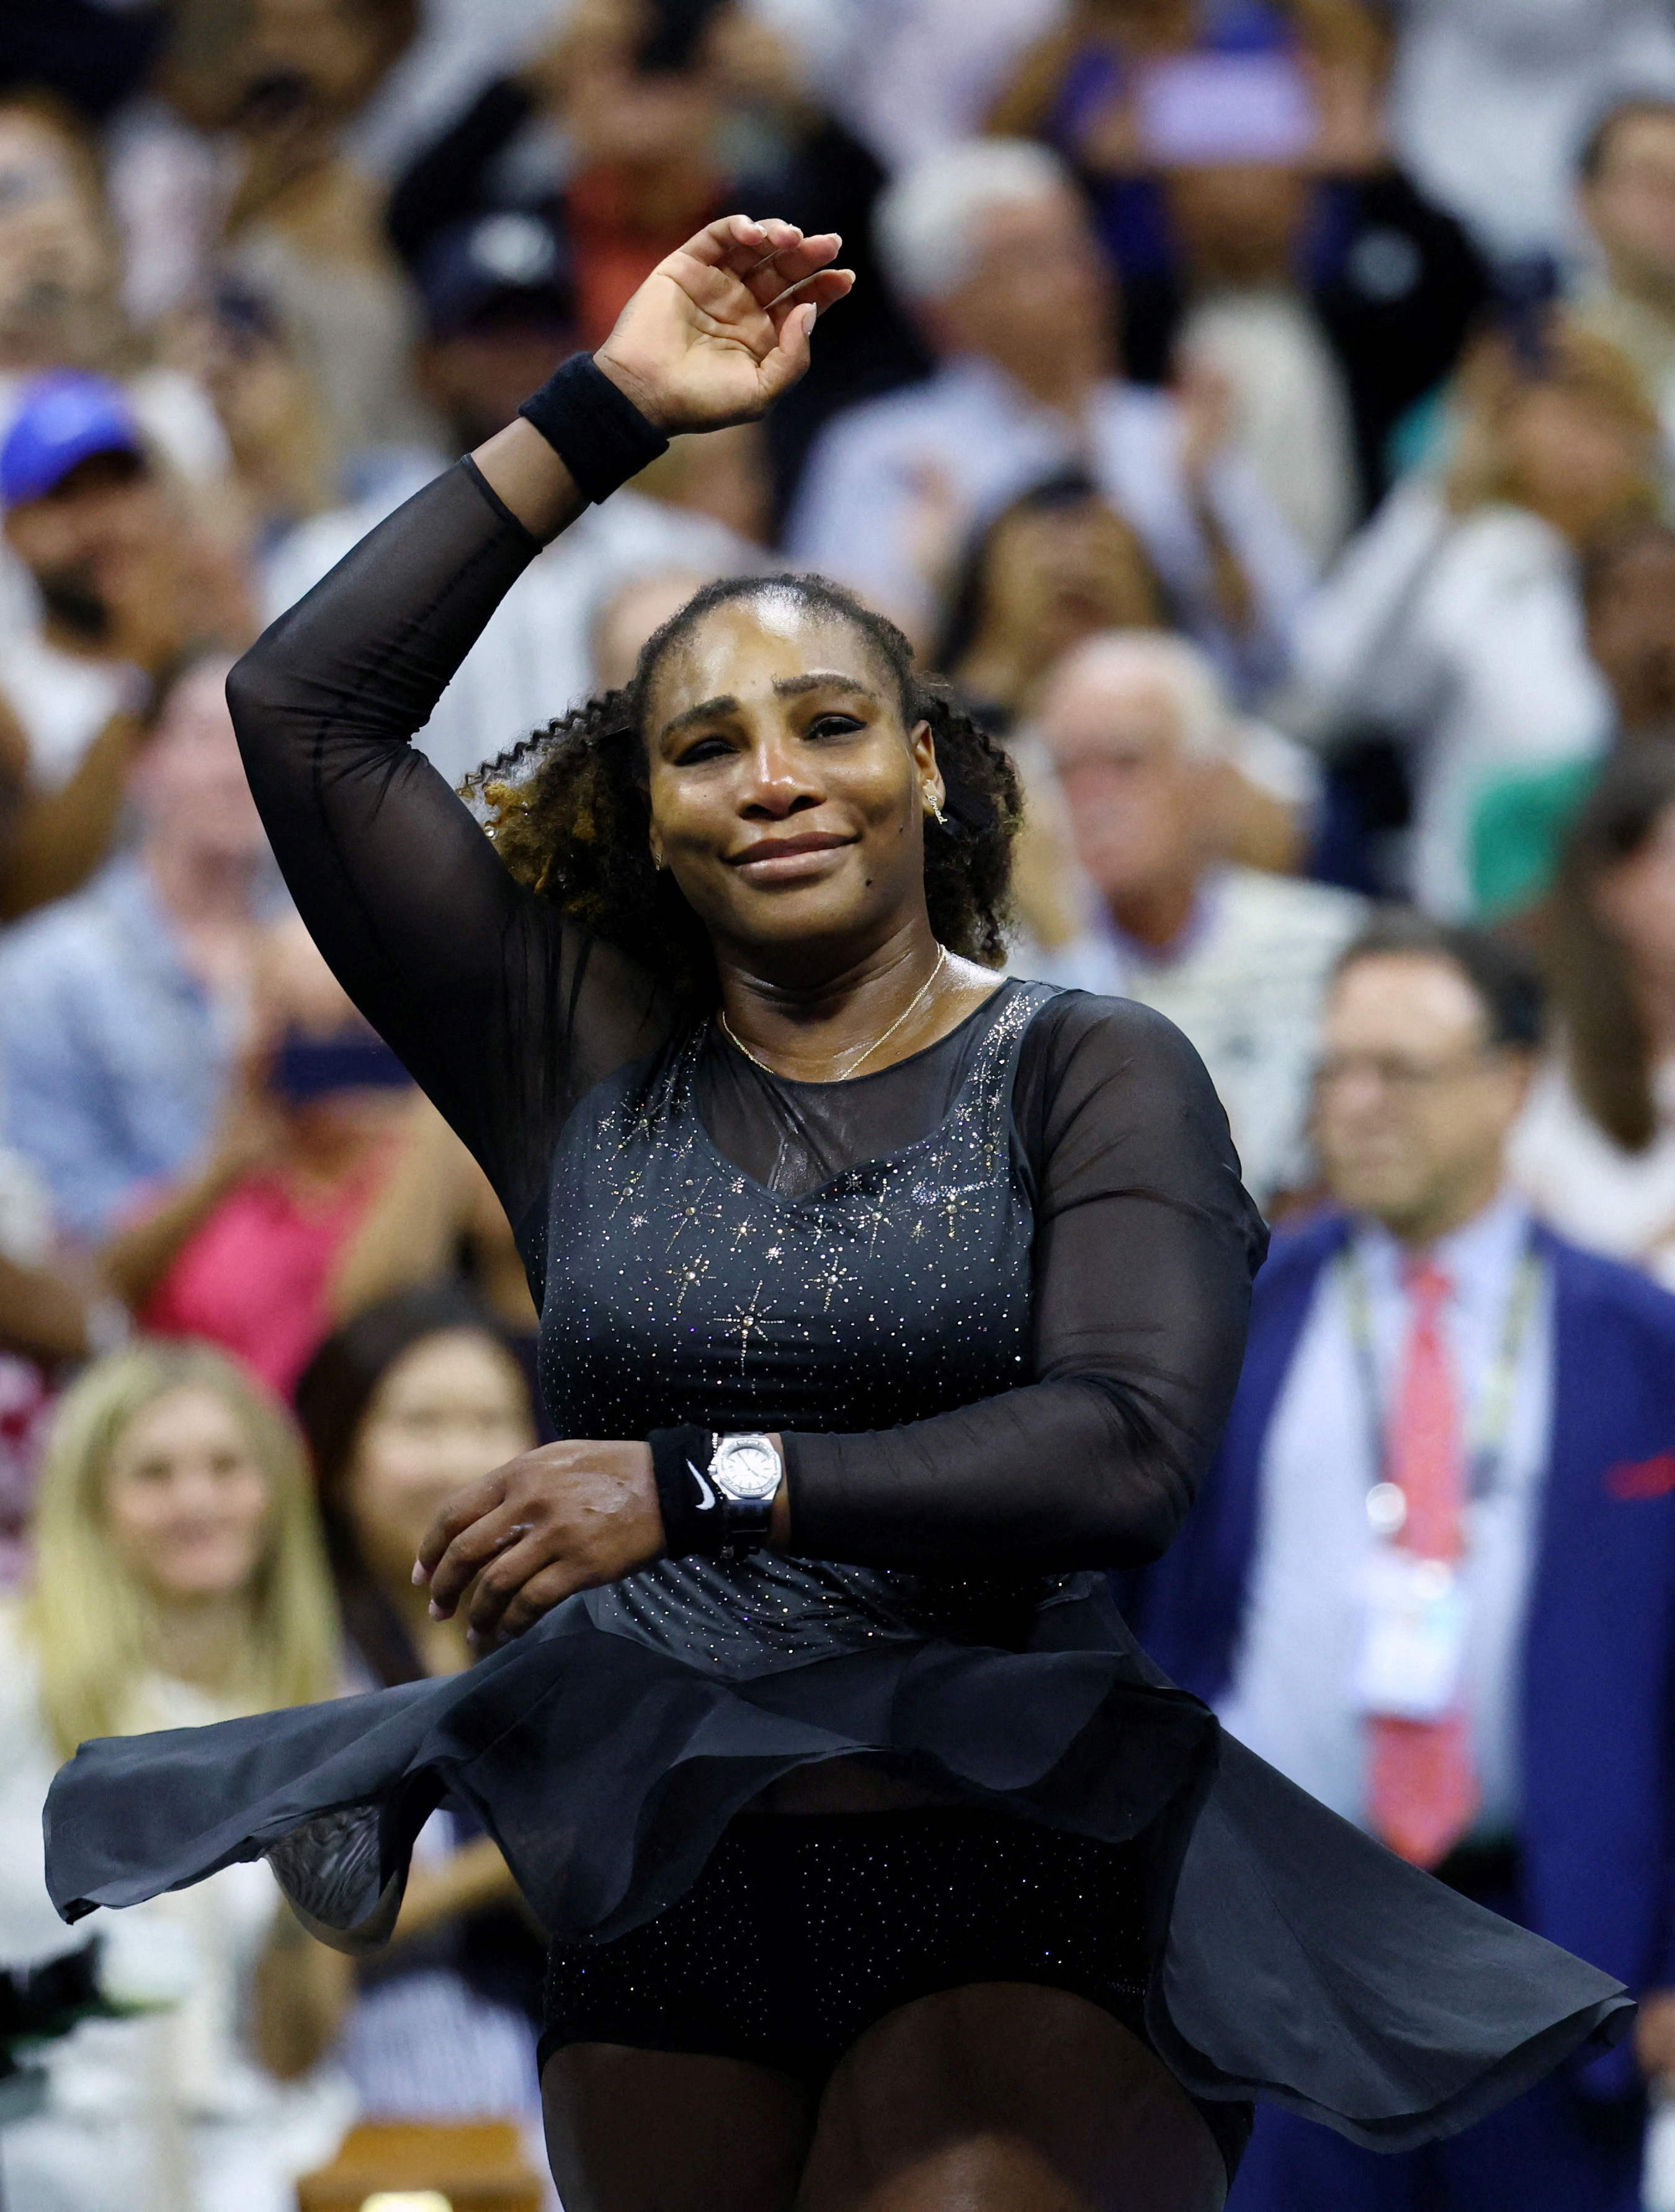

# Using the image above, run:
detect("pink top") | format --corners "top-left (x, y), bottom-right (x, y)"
top-left (141, 1166), bottom-right (383, 1397)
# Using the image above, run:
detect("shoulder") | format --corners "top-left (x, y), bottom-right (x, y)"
top-left (1256, 1210), bottom-right (1351, 1298)
top-left (0, 871), bottom-right (126, 993)
top-left (0, 1600), bottom-right (45, 1741)
top-left (1020, 986), bottom-right (1215, 1090)
top-left (1547, 1229), bottom-right (1675, 1343)
top-left (802, 370), bottom-right (967, 465)
top-left (1217, 866), bottom-right (1366, 949)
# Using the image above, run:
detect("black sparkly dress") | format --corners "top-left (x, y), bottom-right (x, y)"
top-left (45, 463), bottom-right (1628, 2156)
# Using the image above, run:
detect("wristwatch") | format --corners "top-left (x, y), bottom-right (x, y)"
top-left (707, 1432), bottom-right (783, 1557)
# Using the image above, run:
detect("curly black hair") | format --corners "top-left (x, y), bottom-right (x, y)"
top-left (462, 571), bottom-right (1022, 1004)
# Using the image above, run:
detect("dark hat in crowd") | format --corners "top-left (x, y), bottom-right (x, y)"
top-left (416, 212), bottom-right (578, 341)
top-left (0, 371), bottom-right (146, 507)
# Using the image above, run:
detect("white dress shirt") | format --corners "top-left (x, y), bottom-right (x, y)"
top-left (1017, 865), bottom-right (1365, 1206)
top-left (1218, 1192), bottom-right (1553, 1842)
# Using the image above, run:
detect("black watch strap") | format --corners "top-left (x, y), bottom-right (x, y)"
top-left (648, 1425), bottom-right (725, 1558)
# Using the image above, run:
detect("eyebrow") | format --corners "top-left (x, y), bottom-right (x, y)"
top-left (658, 673), bottom-right (882, 742)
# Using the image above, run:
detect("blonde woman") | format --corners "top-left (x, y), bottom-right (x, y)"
top-left (0, 1342), bottom-right (352, 2212)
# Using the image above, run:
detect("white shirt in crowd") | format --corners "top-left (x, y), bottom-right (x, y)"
top-left (1285, 475), bottom-right (1614, 917)
top-left (1019, 865), bottom-right (1366, 1208)
top-left (1390, 0), bottom-right (1675, 267)
top-left (264, 474), bottom-right (762, 792)
top-left (0, 1608), bottom-right (354, 2212)
top-left (785, 354), bottom-right (1314, 698)
top-left (1219, 1191), bottom-right (1552, 1842)
top-left (1511, 1053), bottom-right (1675, 1293)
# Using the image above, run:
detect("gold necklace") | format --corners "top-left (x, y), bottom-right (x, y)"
top-left (718, 947), bottom-right (949, 1082)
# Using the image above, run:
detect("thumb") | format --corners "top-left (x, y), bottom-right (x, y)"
top-left (758, 301), bottom-right (816, 404)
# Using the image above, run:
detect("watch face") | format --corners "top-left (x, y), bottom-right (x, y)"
top-left (714, 1437), bottom-right (782, 1501)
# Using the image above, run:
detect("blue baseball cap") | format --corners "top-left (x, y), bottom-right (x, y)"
top-left (0, 372), bottom-right (146, 508)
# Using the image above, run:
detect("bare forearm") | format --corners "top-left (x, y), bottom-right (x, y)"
top-left (253, 1908), bottom-right (352, 2079)
top-left (0, 712), bottom-right (139, 924)
top-left (100, 1159), bottom-right (244, 1309)
top-left (0, 1251), bottom-right (89, 1363)
top-left (470, 418), bottom-right (588, 543)
top-left (391, 1835), bottom-right (520, 1943)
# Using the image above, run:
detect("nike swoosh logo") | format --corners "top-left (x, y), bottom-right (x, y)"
top-left (687, 1461), bottom-right (717, 1510)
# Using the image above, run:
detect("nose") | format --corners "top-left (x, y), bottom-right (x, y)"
top-left (738, 733), bottom-right (821, 821)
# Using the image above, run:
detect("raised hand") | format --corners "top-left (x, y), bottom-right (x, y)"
top-left (594, 215), bottom-right (854, 436)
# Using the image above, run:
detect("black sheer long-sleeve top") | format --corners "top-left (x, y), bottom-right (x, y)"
top-left (228, 458), bottom-right (1264, 1626)
top-left (47, 463), bottom-right (1630, 2143)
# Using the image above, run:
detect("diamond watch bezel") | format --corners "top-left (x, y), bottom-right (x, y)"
top-left (710, 1433), bottom-right (782, 1502)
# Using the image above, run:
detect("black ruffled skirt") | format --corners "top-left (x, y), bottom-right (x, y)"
top-left (44, 1583), bottom-right (1629, 2149)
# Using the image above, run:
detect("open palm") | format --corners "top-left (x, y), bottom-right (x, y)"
top-left (595, 215), bottom-right (854, 437)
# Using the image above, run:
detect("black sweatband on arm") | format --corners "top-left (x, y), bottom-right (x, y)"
top-left (517, 354), bottom-right (670, 505)
top-left (648, 1425), bottom-right (725, 1558)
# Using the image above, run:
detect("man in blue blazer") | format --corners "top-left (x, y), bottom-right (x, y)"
top-left (1135, 910), bottom-right (1675, 2211)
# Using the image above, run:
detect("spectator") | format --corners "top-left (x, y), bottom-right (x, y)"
top-left (218, 0), bottom-right (445, 496)
top-left (295, 1288), bottom-right (548, 2165)
top-left (1471, 517), bottom-right (1675, 922)
top-left (1572, 95), bottom-right (1675, 444)
top-left (0, 372), bottom-right (254, 802)
top-left (992, 0), bottom-right (1488, 538)
top-left (1019, 630), bottom-right (1364, 1205)
top-left (1388, 0), bottom-right (1675, 271)
top-left (785, 137), bottom-right (1314, 694)
top-left (1511, 742), bottom-right (1675, 1287)
top-left (0, 92), bottom-right (230, 480)
top-left (934, 470), bottom-right (1166, 733)
top-left (108, 913), bottom-right (414, 1398)
top-left (1135, 911), bottom-right (1675, 2209)
top-left (0, 653), bottom-right (274, 1245)
top-left (0, 1139), bottom-right (96, 1589)
top-left (381, 0), bottom-right (929, 523)
top-left (1284, 318), bottom-right (1658, 915)
top-left (0, 1340), bottom-right (351, 2212)
top-left (409, 210), bottom-right (581, 459)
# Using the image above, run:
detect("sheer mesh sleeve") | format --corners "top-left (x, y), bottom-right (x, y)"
top-left (226, 460), bottom-right (671, 1227)
top-left (784, 995), bottom-right (1266, 1571)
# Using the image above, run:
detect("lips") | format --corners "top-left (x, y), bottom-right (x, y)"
top-left (728, 831), bottom-right (855, 881)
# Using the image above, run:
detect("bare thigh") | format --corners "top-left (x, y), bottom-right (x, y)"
top-left (798, 1983), bottom-right (1228, 2212)
top-left (543, 2045), bottom-right (815, 2212)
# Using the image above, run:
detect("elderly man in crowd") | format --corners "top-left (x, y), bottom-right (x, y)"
top-left (1020, 630), bottom-right (1364, 1207)
top-left (1137, 911), bottom-right (1675, 2212)
top-left (0, 654), bottom-right (276, 1245)
top-left (785, 137), bottom-right (1312, 697)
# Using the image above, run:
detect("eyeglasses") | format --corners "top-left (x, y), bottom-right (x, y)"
top-left (1313, 1048), bottom-right (1500, 1097)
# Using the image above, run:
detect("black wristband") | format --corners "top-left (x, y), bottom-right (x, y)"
top-left (648, 1425), bottom-right (725, 1558)
top-left (517, 354), bottom-right (670, 505)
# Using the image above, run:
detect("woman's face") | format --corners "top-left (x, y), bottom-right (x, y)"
top-left (978, 500), bottom-right (1161, 677)
top-left (103, 1386), bottom-right (273, 1603)
top-left (1595, 801), bottom-right (1675, 986)
top-left (346, 1331), bottom-right (534, 1591)
top-left (643, 596), bottom-right (940, 970)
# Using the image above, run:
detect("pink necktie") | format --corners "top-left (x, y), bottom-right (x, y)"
top-left (1365, 1257), bottom-right (1480, 1868)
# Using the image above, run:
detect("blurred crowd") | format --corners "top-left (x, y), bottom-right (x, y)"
top-left (3, 1), bottom-right (1675, 2208)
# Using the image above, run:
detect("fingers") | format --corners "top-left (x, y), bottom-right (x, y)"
top-left (415, 1479), bottom-right (519, 1618)
top-left (463, 1542), bottom-right (576, 1646)
top-left (679, 215), bottom-right (843, 307)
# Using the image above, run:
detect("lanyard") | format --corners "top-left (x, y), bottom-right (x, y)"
top-left (1338, 1238), bottom-right (1545, 1510)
